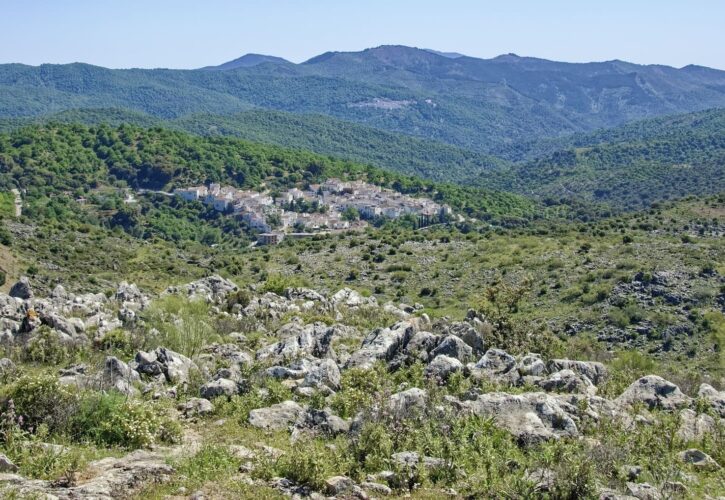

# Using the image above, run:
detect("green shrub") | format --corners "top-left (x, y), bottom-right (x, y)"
top-left (74, 396), bottom-right (180, 449)
top-left (3, 374), bottom-right (78, 434)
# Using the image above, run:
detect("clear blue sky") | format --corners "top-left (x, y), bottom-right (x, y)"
top-left (2, 0), bottom-right (724, 69)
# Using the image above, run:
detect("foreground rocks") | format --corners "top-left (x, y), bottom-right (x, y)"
top-left (1, 276), bottom-right (722, 499)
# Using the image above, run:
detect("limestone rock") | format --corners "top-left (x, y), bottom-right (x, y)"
top-left (425, 355), bottom-right (463, 381)
top-left (678, 448), bottom-right (721, 471)
top-left (518, 354), bottom-right (547, 377)
top-left (9, 277), bottom-right (32, 300)
top-left (200, 378), bottom-right (241, 399)
top-left (548, 359), bottom-right (608, 385)
top-left (345, 321), bottom-right (416, 369)
top-left (625, 482), bottom-right (661, 500)
top-left (178, 398), bottom-right (214, 418)
top-left (388, 388), bottom-right (428, 418)
top-left (676, 409), bottom-right (717, 441)
top-left (0, 454), bottom-right (18, 473)
top-left (615, 375), bottom-right (691, 411)
top-left (536, 369), bottom-right (597, 395)
top-left (697, 383), bottom-right (725, 418)
top-left (459, 392), bottom-right (579, 444)
top-left (249, 401), bottom-right (305, 430)
top-left (430, 335), bottom-right (473, 362)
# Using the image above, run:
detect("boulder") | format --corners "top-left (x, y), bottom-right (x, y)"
top-left (391, 451), bottom-right (445, 471)
top-left (325, 476), bottom-right (356, 496)
top-left (430, 335), bottom-right (473, 362)
top-left (625, 482), bottom-right (661, 500)
top-left (475, 349), bottom-right (516, 374)
top-left (166, 275), bottom-right (238, 302)
top-left (697, 383), bottom-right (725, 418)
top-left (0, 357), bottom-right (16, 377)
top-left (133, 347), bottom-right (197, 386)
top-left (300, 358), bottom-right (341, 391)
top-left (536, 369), bottom-right (597, 395)
top-left (200, 343), bottom-right (252, 369)
top-left (0, 453), bottom-right (18, 473)
top-left (249, 401), bottom-right (305, 430)
top-left (9, 277), bottom-right (33, 300)
top-left (518, 354), bottom-right (547, 377)
top-left (459, 392), bottom-right (579, 444)
top-left (447, 321), bottom-right (486, 356)
top-left (614, 375), bottom-right (691, 411)
top-left (425, 355), bottom-right (463, 381)
top-left (676, 409), bottom-right (717, 441)
top-left (677, 448), bottom-right (721, 471)
top-left (97, 356), bottom-right (140, 395)
top-left (388, 388), bottom-right (428, 418)
top-left (403, 331), bottom-right (440, 363)
top-left (331, 288), bottom-right (377, 308)
top-left (296, 408), bottom-right (350, 436)
top-left (115, 282), bottom-right (146, 305)
top-left (548, 359), bottom-right (608, 385)
top-left (200, 378), bottom-right (241, 399)
top-left (178, 398), bottom-right (214, 418)
top-left (256, 322), bottom-right (346, 363)
top-left (345, 321), bottom-right (416, 369)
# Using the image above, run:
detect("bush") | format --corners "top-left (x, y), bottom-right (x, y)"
top-left (3, 374), bottom-right (78, 434)
top-left (72, 393), bottom-right (180, 449)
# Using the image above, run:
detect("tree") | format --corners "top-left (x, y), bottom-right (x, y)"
top-left (342, 206), bottom-right (359, 222)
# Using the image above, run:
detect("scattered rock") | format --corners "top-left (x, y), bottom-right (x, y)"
top-left (536, 369), bottom-right (597, 395)
top-left (615, 375), bottom-right (691, 411)
top-left (9, 277), bottom-right (33, 300)
top-left (676, 409), bottom-right (717, 441)
top-left (625, 481), bottom-right (661, 500)
top-left (178, 398), bottom-right (214, 418)
top-left (200, 378), bottom-right (241, 399)
top-left (325, 475), bottom-right (355, 496)
top-left (459, 392), bottom-right (578, 444)
top-left (301, 358), bottom-right (341, 391)
top-left (346, 321), bottom-right (416, 369)
top-left (388, 388), bottom-right (428, 417)
top-left (518, 354), bottom-right (547, 377)
top-left (249, 401), bottom-right (305, 430)
top-left (548, 359), bottom-right (608, 385)
top-left (0, 454), bottom-right (18, 473)
top-left (425, 355), bottom-right (463, 381)
top-left (430, 335), bottom-right (473, 362)
top-left (677, 448), bottom-right (721, 471)
top-left (697, 383), bottom-right (725, 418)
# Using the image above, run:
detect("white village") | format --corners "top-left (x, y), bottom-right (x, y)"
top-left (174, 178), bottom-right (452, 245)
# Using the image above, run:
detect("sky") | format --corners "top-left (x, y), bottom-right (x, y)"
top-left (2, 0), bottom-right (724, 70)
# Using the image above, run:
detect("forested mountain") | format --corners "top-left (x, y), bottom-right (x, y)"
top-left (2, 106), bottom-right (722, 212)
top-left (0, 108), bottom-right (507, 183)
top-left (479, 123), bottom-right (725, 209)
top-left (2, 46), bottom-right (724, 154)
top-left (0, 123), bottom-right (533, 221)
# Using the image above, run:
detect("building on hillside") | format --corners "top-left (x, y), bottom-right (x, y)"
top-left (257, 232), bottom-right (284, 245)
top-left (174, 186), bottom-right (207, 201)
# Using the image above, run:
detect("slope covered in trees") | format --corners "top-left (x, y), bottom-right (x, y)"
top-left (0, 123), bottom-right (534, 222)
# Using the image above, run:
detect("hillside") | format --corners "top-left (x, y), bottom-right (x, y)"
top-left (0, 123), bottom-right (534, 222)
top-left (476, 111), bottom-right (725, 209)
top-left (2, 46), bottom-right (725, 154)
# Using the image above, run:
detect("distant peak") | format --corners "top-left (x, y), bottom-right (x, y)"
top-left (201, 53), bottom-right (290, 71)
top-left (493, 53), bottom-right (522, 62)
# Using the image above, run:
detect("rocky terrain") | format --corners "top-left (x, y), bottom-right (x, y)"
top-left (0, 276), bottom-right (722, 498)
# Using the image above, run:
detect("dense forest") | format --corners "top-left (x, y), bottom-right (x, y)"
top-left (0, 123), bottom-right (535, 222)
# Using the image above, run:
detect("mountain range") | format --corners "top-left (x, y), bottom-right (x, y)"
top-left (0, 45), bottom-right (724, 211)
top-left (2, 45), bottom-right (725, 154)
